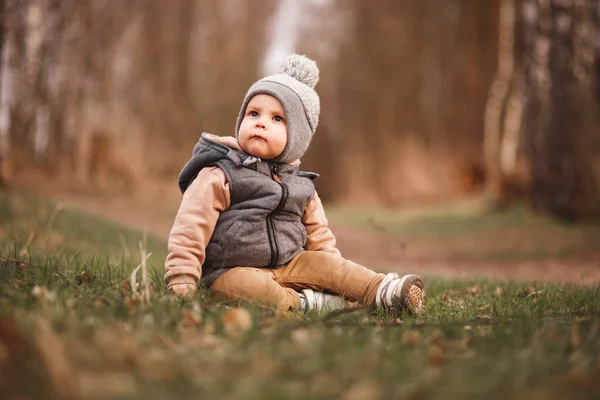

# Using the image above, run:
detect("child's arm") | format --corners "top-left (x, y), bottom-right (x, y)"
top-left (165, 166), bottom-right (230, 296)
top-left (301, 191), bottom-right (341, 257)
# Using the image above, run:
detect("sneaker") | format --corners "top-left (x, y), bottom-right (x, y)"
top-left (375, 272), bottom-right (426, 315)
top-left (300, 289), bottom-right (347, 312)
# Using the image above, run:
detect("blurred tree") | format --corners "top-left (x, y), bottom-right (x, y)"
top-left (520, 0), bottom-right (600, 220)
top-left (0, 0), bottom-right (275, 193)
top-left (305, 0), bottom-right (499, 205)
top-left (484, 0), bottom-right (521, 208)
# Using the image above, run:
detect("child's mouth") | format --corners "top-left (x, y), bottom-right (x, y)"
top-left (250, 134), bottom-right (267, 142)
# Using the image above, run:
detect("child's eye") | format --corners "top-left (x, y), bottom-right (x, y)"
top-left (273, 115), bottom-right (284, 123)
top-left (249, 111), bottom-right (259, 117)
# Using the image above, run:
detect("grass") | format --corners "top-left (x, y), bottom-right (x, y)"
top-left (1, 189), bottom-right (599, 399)
top-left (326, 201), bottom-right (600, 263)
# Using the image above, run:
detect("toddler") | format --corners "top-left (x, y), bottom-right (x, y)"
top-left (165, 54), bottom-right (426, 314)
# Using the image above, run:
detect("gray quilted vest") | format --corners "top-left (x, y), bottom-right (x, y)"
top-left (178, 135), bottom-right (317, 287)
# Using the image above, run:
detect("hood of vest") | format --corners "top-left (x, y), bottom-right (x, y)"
top-left (178, 134), bottom-right (318, 193)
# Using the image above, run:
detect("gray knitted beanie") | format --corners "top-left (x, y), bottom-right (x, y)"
top-left (235, 54), bottom-right (320, 163)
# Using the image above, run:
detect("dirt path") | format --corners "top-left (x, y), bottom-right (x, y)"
top-left (53, 193), bottom-right (600, 285)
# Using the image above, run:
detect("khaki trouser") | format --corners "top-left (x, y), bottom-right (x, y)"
top-left (210, 251), bottom-right (386, 311)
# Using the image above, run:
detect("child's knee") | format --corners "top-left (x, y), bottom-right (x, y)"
top-left (211, 267), bottom-right (275, 300)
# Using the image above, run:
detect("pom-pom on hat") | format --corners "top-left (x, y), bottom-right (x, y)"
top-left (235, 54), bottom-right (320, 163)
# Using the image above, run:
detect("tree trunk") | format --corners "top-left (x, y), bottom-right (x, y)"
top-left (521, 0), bottom-right (600, 220)
top-left (483, 0), bottom-right (517, 205)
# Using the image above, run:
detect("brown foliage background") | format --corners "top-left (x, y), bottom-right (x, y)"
top-left (1, 0), bottom-right (599, 218)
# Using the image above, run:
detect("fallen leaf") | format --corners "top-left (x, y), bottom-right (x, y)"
top-left (465, 285), bottom-right (479, 296)
top-left (181, 304), bottom-right (203, 327)
top-left (120, 280), bottom-right (132, 296)
top-left (456, 336), bottom-right (474, 352)
top-left (77, 371), bottom-right (138, 399)
top-left (221, 308), bottom-right (253, 337)
top-left (76, 270), bottom-right (95, 286)
top-left (343, 381), bottom-right (381, 400)
top-left (426, 329), bottom-right (444, 346)
top-left (124, 296), bottom-right (140, 308)
top-left (427, 344), bottom-right (445, 366)
top-left (31, 286), bottom-right (57, 302)
top-left (137, 348), bottom-right (174, 381)
top-left (291, 328), bottom-right (321, 350)
top-left (402, 330), bottom-right (421, 347)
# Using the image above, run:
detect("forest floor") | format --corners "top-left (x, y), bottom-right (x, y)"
top-left (49, 188), bottom-right (600, 285)
top-left (1, 188), bottom-right (599, 399)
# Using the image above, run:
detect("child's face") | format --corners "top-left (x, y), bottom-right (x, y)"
top-left (238, 94), bottom-right (287, 160)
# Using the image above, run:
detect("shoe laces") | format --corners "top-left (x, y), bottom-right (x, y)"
top-left (375, 272), bottom-right (402, 309)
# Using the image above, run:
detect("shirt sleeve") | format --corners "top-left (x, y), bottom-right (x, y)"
top-left (164, 166), bottom-right (230, 289)
top-left (301, 190), bottom-right (341, 257)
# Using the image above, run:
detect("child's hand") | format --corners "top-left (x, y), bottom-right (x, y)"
top-left (169, 283), bottom-right (197, 297)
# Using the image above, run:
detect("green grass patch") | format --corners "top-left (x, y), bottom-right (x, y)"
top-left (325, 201), bottom-right (600, 238)
top-left (325, 201), bottom-right (600, 262)
top-left (1, 190), bottom-right (599, 399)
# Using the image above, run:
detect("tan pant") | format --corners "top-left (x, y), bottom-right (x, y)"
top-left (210, 251), bottom-right (385, 311)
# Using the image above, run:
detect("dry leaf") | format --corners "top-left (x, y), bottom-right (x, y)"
top-left (402, 330), bottom-right (421, 347)
top-left (426, 329), bottom-right (444, 346)
top-left (427, 344), bottom-right (445, 366)
top-left (94, 325), bottom-right (138, 367)
top-left (31, 286), bottom-right (57, 302)
top-left (180, 326), bottom-right (224, 350)
top-left (343, 381), bottom-right (381, 400)
top-left (518, 286), bottom-right (537, 298)
top-left (457, 336), bottom-right (474, 352)
top-left (124, 296), bottom-right (140, 308)
top-left (77, 372), bottom-right (138, 399)
top-left (76, 270), bottom-right (94, 286)
top-left (221, 308), bottom-right (253, 337)
top-left (34, 317), bottom-right (77, 397)
top-left (442, 290), bottom-right (458, 303)
top-left (137, 348), bottom-right (174, 381)
top-left (181, 304), bottom-right (203, 327)
top-left (121, 280), bottom-right (132, 296)
top-left (465, 285), bottom-right (479, 296)
top-left (311, 373), bottom-right (343, 397)
top-left (291, 328), bottom-right (321, 350)
top-left (493, 286), bottom-right (503, 297)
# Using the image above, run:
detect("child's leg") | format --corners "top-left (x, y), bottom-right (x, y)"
top-left (272, 251), bottom-right (386, 305)
top-left (210, 267), bottom-right (301, 311)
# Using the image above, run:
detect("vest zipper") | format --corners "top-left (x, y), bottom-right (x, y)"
top-left (267, 163), bottom-right (289, 267)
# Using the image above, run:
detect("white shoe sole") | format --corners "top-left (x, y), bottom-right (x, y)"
top-left (394, 274), bottom-right (426, 315)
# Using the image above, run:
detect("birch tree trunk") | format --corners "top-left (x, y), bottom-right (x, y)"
top-left (483, 0), bottom-right (517, 206)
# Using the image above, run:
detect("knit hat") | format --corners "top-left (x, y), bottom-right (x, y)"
top-left (235, 54), bottom-right (320, 163)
